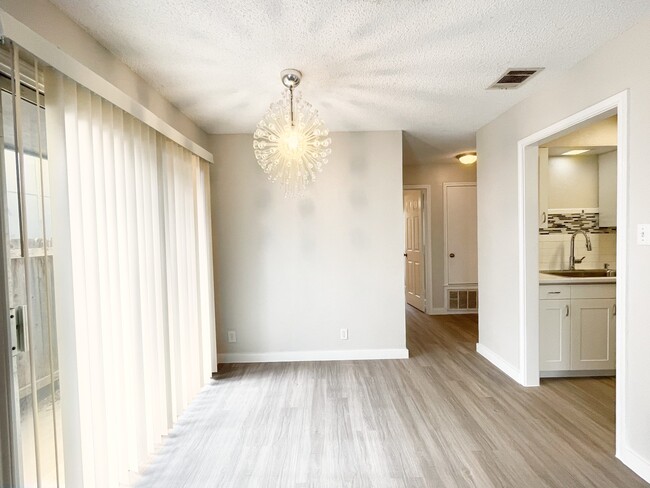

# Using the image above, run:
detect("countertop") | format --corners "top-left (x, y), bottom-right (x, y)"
top-left (539, 272), bottom-right (616, 285)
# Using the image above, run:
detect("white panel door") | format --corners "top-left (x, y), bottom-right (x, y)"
top-left (570, 298), bottom-right (616, 370)
top-left (445, 184), bottom-right (478, 285)
top-left (404, 190), bottom-right (425, 311)
top-left (539, 299), bottom-right (571, 371)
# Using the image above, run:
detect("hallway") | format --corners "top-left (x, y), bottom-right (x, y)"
top-left (136, 307), bottom-right (647, 487)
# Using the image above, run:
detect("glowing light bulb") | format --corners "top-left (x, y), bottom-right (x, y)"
top-left (287, 132), bottom-right (300, 150)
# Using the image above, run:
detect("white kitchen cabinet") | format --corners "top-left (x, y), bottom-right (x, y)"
top-left (539, 283), bottom-right (615, 375)
top-left (539, 299), bottom-right (571, 371)
top-left (598, 151), bottom-right (617, 227)
top-left (538, 147), bottom-right (549, 229)
top-left (570, 298), bottom-right (616, 370)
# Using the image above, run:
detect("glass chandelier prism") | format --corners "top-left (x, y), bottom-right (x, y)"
top-left (253, 69), bottom-right (332, 197)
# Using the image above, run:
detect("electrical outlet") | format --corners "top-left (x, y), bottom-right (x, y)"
top-left (227, 330), bottom-right (237, 343)
top-left (638, 224), bottom-right (650, 246)
top-left (340, 328), bottom-right (348, 340)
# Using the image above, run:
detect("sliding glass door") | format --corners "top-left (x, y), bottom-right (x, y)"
top-left (0, 42), bottom-right (63, 488)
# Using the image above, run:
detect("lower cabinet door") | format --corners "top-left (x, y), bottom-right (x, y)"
top-left (570, 298), bottom-right (616, 370)
top-left (540, 299), bottom-right (571, 371)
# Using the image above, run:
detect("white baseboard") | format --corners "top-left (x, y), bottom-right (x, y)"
top-left (618, 446), bottom-right (650, 484)
top-left (428, 307), bottom-right (448, 315)
top-left (219, 348), bottom-right (410, 364)
top-left (476, 343), bottom-right (521, 383)
top-left (428, 308), bottom-right (478, 316)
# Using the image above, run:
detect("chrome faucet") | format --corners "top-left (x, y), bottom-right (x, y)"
top-left (569, 230), bottom-right (592, 270)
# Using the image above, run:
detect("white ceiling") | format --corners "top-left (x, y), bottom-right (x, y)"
top-left (49, 0), bottom-right (650, 164)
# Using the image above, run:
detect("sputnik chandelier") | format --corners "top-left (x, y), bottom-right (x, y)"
top-left (253, 69), bottom-right (332, 197)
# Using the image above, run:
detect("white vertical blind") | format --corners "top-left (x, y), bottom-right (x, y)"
top-left (44, 70), bottom-right (216, 488)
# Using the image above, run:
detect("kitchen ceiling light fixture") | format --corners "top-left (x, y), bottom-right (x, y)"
top-left (456, 152), bottom-right (477, 165)
top-left (561, 149), bottom-right (590, 156)
top-left (253, 69), bottom-right (332, 197)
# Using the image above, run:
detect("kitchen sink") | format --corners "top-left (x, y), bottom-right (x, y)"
top-left (542, 269), bottom-right (616, 278)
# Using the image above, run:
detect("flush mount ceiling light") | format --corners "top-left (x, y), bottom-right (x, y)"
top-left (561, 149), bottom-right (590, 156)
top-left (253, 69), bottom-right (332, 197)
top-left (456, 152), bottom-right (477, 165)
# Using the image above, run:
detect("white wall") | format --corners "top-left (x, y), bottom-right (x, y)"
top-left (477, 16), bottom-right (650, 479)
top-left (0, 0), bottom-right (209, 153)
top-left (402, 163), bottom-right (477, 311)
top-left (210, 131), bottom-right (407, 361)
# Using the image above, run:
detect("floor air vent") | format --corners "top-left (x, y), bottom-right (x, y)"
top-left (448, 289), bottom-right (478, 311)
top-left (488, 68), bottom-right (543, 90)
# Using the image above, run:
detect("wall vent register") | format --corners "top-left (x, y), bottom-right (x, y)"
top-left (448, 289), bottom-right (478, 311)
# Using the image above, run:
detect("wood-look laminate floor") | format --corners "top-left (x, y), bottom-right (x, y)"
top-left (136, 306), bottom-right (648, 487)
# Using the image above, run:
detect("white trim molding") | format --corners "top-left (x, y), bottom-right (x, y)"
top-left (0, 10), bottom-right (213, 163)
top-left (547, 207), bottom-right (599, 214)
top-left (219, 348), bottom-right (410, 364)
top-left (476, 343), bottom-right (521, 384)
top-left (403, 184), bottom-right (433, 314)
top-left (618, 446), bottom-right (650, 485)
top-left (428, 307), bottom-right (449, 315)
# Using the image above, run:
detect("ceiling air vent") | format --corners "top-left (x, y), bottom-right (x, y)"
top-left (488, 68), bottom-right (544, 90)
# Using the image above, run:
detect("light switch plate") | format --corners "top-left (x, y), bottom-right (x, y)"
top-left (638, 224), bottom-right (650, 246)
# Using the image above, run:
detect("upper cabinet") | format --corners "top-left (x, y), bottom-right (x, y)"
top-left (539, 148), bottom-right (549, 229)
top-left (538, 115), bottom-right (617, 229)
top-left (538, 149), bottom-right (617, 228)
top-left (598, 151), bottom-right (617, 227)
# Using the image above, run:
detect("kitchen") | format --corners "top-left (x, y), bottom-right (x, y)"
top-left (537, 116), bottom-right (618, 377)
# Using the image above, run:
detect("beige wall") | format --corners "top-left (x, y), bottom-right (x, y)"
top-left (477, 16), bottom-right (650, 476)
top-left (403, 163), bottom-right (477, 310)
top-left (210, 131), bottom-right (407, 360)
top-left (544, 115), bottom-right (617, 147)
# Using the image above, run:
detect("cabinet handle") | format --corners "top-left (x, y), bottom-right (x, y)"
top-left (565, 305), bottom-right (569, 317)
top-left (548, 291), bottom-right (561, 294)
top-left (542, 211), bottom-right (547, 223)
top-left (449, 253), bottom-right (455, 258)
top-left (613, 304), bottom-right (616, 316)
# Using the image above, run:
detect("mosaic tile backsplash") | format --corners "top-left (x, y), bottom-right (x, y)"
top-left (539, 212), bottom-right (617, 269)
top-left (540, 211), bottom-right (616, 235)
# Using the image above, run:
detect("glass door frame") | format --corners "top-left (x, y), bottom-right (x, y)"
top-left (0, 39), bottom-right (61, 488)
top-left (0, 38), bottom-right (22, 488)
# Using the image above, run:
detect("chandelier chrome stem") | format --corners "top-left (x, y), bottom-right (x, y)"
top-left (289, 86), bottom-right (294, 127)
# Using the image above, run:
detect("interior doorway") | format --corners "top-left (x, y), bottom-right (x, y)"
top-left (537, 117), bottom-right (617, 377)
top-left (517, 91), bottom-right (628, 456)
top-left (443, 182), bottom-right (478, 312)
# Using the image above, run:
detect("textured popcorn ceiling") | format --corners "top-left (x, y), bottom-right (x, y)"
top-left (49, 0), bottom-right (650, 164)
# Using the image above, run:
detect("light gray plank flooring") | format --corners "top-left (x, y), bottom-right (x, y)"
top-left (136, 306), bottom-right (648, 487)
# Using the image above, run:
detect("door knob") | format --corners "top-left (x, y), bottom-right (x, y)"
top-left (449, 253), bottom-right (455, 258)
top-left (404, 253), bottom-right (407, 257)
